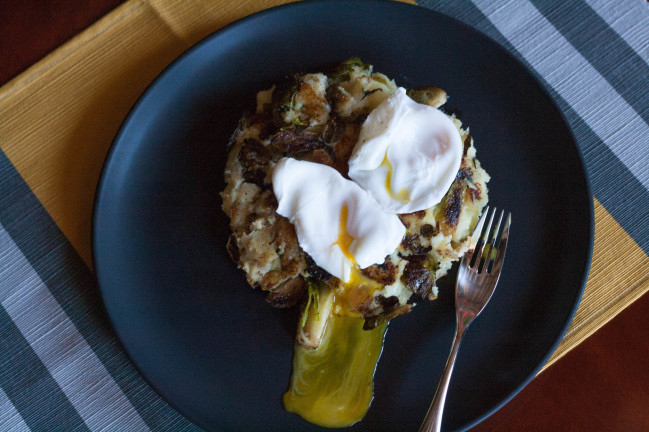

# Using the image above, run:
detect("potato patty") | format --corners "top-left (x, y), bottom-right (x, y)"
top-left (221, 59), bottom-right (489, 328)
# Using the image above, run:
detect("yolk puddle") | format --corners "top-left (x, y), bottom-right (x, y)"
top-left (283, 204), bottom-right (389, 427)
top-left (381, 153), bottom-right (409, 203)
top-left (282, 313), bottom-right (387, 428)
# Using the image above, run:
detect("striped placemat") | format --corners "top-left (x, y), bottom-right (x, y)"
top-left (1, 0), bottom-right (647, 430)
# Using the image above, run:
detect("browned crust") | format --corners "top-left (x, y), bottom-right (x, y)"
top-left (442, 180), bottom-right (464, 230)
top-left (311, 148), bottom-right (335, 167)
top-left (469, 182), bottom-right (482, 201)
top-left (331, 124), bottom-right (360, 175)
top-left (361, 296), bottom-right (412, 330)
top-left (398, 209), bottom-right (426, 229)
top-left (328, 85), bottom-right (349, 110)
top-left (401, 256), bottom-right (434, 298)
top-left (305, 254), bottom-right (333, 281)
top-left (259, 216), bottom-right (305, 292)
top-left (265, 276), bottom-right (307, 308)
top-left (420, 223), bottom-right (438, 238)
top-left (400, 233), bottom-right (432, 255)
top-left (456, 167), bottom-right (473, 181)
top-left (238, 138), bottom-right (273, 185)
top-left (270, 129), bottom-right (321, 153)
top-left (360, 259), bottom-right (398, 285)
top-left (297, 80), bottom-right (328, 121)
top-left (463, 133), bottom-right (472, 155)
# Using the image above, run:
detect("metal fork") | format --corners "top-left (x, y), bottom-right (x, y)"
top-left (419, 207), bottom-right (511, 432)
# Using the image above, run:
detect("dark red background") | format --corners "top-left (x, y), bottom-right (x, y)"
top-left (2, 2), bottom-right (648, 430)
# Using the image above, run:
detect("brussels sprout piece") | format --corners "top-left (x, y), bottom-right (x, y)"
top-left (407, 86), bottom-right (448, 108)
top-left (272, 74), bottom-right (331, 128)
top-left (297, 282), bottom-right (335, 349)
top-left (329, 57), bottom-right (372, 84)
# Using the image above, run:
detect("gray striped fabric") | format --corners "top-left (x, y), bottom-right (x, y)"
top-left (0, 226), bottom-right (148, 431)
top-left (1, 0), bottom-right (647, 431)
top-left (0, 387), bottom-right (29, 432)
top-left (422, 0), bottom-right (649, 253)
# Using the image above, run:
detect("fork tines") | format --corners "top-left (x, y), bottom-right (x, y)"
top-left (468, 207), bottom-right (511, 274)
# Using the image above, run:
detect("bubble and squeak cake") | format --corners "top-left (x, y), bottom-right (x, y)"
top-left (220, 59), bottom-right (489, 427)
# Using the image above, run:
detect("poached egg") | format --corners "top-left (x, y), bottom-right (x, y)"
top-left (348, 87), bottom-right (463, 214)
top-left (273, 158), bottom-right (405, 282)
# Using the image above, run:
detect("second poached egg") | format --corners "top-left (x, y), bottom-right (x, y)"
top-left (348, 87), bottom-right (463, 214)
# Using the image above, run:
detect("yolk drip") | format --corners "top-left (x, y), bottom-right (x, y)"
top-left (334, 268), bottom-right (383, 317)
top-left (381, 152), bottom-right (409, 203)
top-left (282, 313), bottom-right (388, 428)
top-left (333, 204), bottom-right (356, 264)
top-left (331, 205), bottom-right (383, 316)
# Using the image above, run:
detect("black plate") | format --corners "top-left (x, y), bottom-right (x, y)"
top-left (93, 1), bottom-right (593, 431)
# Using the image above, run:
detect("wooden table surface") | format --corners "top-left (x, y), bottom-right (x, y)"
top-left (3, 2), bottom-right (648, 431)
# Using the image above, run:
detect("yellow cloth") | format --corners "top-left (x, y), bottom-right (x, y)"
top-left (1, 0), bottom-right (647, 372)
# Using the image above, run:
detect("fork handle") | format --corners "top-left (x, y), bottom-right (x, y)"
top-left (419, 326), bottom-right (464, 432)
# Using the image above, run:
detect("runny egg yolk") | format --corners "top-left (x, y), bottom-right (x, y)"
top-left (381, 152), bottom-right (410, 203)
top-left (332, 205), bottom-right (383, 316)
top-left (283, 205), bottom-right (389, 427)
top-left (333, 204), bottom-right (356, 265)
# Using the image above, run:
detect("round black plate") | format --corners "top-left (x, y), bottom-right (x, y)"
top-left (93, 1), bottom-right (593, 431)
